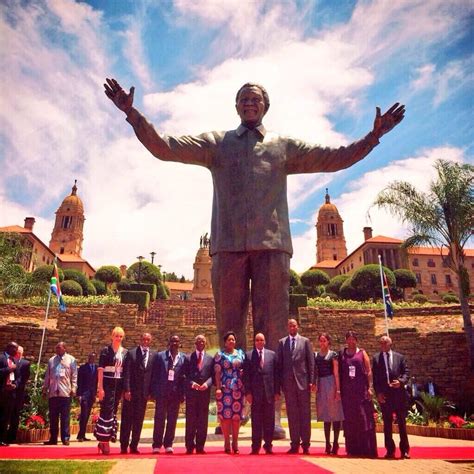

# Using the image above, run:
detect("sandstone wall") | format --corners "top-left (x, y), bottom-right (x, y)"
top-left (0, 302), bottom-right (472, 404)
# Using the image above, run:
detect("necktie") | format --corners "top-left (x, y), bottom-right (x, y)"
top-left (259, 350), bottom-right (263, 368)
top-left (291, 338), bottom-right (296, 352)
top-left (143, 349), bottom-right (148, 368)
top-left (384, 352), bottom-right (390, 384)
top-left (197, 351), bottom-right (203, 370)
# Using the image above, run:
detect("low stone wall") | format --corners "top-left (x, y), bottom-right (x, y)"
top-left (0, 302), bottom-right (472, 405)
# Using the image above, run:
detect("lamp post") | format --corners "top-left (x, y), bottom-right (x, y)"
top-left (150, 251), bottom-right (156, 264)
top-left (137, 256), bottom-right (144, 284)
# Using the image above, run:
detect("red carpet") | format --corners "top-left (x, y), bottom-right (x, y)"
top-left (0, 445), bottom-right (472, 460)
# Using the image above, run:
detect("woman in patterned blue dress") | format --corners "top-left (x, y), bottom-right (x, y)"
top-left (214, 331), bottom-right (246, 454)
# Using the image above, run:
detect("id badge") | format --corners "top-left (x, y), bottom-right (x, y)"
top-left (9, 371), bottom-right (15, 381)
top-left (168, 369), bottom-right (175, 381)
top-left (59, 367), bottom-right (66, 377)
top-left (349, 365), bottom-right (356, 379)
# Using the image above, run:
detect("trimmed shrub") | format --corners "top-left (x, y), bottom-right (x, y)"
top-left (412, 294), bottom-right (428, 304)
top-left (129, 283), bottom-right (157, 301)
top-left (31, 265), bottom-right (64, 283)
top-left (442, 293), bottom-right (459, 303)
top-left (95, 266), bottom-right (121, 285)
top-left (63, 269), bottom-right (89, 295)
top-left (127, 261), bottom-right (162, 286)
top-left (116, 279), bottom-right (132, 291)
top-left (61, 280), bottom-right (83, 296)
top-left (339, 278), bottom-right (357, 300)
top-left (120, 290), bottom-right (150, 310)
top-left (289, 294), bottom-right (308, 316)
top-left (157, 282), bottom-right (170, 300)
top-left (290, 269), bottom-right (302, 288)
top-left (326, 274), bottom-right (349, 296)
top-left (394, 268), bottom-right (417, 289)
top-left (91, 279), bottom-right (107, 295)
top-left (86, 280), bottom-right (97, 296)
top-left (350, 264), bottom-right (396, 300)
top-left (300, 269), bottom-right (330, 287)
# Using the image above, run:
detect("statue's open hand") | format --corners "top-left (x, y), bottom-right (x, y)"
top-left (373, 103), bottom-right (405, 139)
top-left (104, 78), bottom-right (135, 114)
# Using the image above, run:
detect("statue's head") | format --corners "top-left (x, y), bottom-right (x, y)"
top-left (235, 83), bottom-right (270, 127)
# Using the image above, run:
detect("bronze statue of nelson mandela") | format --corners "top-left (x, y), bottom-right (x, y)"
top-left (104, 78), bottom-right (404, 351)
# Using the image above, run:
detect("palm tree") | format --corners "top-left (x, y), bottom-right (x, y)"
top-left (373, 159), bottom-right (473, 369)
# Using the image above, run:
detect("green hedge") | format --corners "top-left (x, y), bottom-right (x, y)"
top-left (119, 290), bottom-right (150, 310)
top-left (129, 283), bottom-right (157, 301)
top-left (289, 293), bottom-right (308, 316)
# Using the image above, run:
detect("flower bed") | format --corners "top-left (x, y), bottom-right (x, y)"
top-left (376, 423), bottom-right (474, 440)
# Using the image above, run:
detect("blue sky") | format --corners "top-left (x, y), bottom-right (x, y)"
top-left (1, 0), bottom-right (473, 278)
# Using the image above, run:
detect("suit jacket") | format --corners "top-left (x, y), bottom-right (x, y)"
top-left (150, 350), bottom-right (188, 400)
top-left (244, 348), bottom-right (279, 404)
top-left (123, 346), bottom-right (155, 399)
top-left (373, 350), bottom-right (409, 406)
top-left (423, 381), bottom-right (440, 397)
top-left (77, 362), bottom-right (98, 400)
top-left (16, 358), bottom-right (30, 399)
top-left (277, 335), bottom-right (315, 392)
top-left (0, 353), bottom-right (18, 395)
top-left (185, 351), bottom-right (214, 394)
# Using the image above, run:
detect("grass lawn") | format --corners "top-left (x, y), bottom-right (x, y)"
top-left (0, 460), bottom-right (115, 474)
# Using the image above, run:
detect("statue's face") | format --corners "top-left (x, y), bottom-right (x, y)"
top-left (236, 86), bottom-right (266, 126)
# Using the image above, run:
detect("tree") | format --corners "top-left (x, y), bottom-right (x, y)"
top-left (95, 265), bottom-right (121, 288)
top-left (393, 268), bottom-right (417, 300)
top-left (350, 264), bottom-right (396, 300)
top-left (374, 159), bottom-right (473, 369)
top-left (289, 269), bottom-right (304, 294)
top-left (31, 264), bottom-right (64, 283)
top-left (91, 279), bottom-right (107, 295)
top-left (300, 269), bottom-right (330, 297)
top-left (164, 272), bottom-right (179, 282)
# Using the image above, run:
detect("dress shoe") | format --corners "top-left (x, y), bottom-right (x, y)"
top-left (82, 437), bottom-right (91, 441)
top-left (130, 448), bottom-right (140, 454)
top-left (0, 442), bottom-right (10, 447)
top-left (401, 452), bottom-right (410, 459)
top-left (120, 447), bottom-right (128, 454)
top-left (331, 442), bottom-right (339, 455)
top-left (384, 452), bottom-right (396, 459)
top-left (186, 449), bottom-right (193, 454)
top-left (302, 448), bottom-right (310, 455)
top-left (152, 447), bottom-right (160, 454)
top-left (250, 449), bottom-right (260, 454)
top-left (196, 450), bottom-right (207, 454)
top-left (265, 448), bottom-right (274, 455)
top-left (165, 447), bottom-right (174, 454)
top-left (62, 440), bottom-right (70, 446)
top-left (325, 442), bottom-right (332, 455)
top-left (44, 440), bottom-right (57, 445)
top-left (287, 447), bottom-right (299, 454)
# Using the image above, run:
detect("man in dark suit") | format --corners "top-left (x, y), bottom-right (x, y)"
top-left (120, 333), bottom-right (155, 454)
top-left (277, 319), bottom-right (314, 454)
top-left (151, 334), bottom-right (188, 454)
top-left (423, 377), bottom-right (440, 397)
top-left (372, 335), bottom-right (410, 460)
top-left (0, 342), bottom-right (19, 446)
top-left (245, 333), bottom-right (280, 455)
top-left (76, 352), bottom-right (97, 442)
top-left (185, 334), bottom-right (214, 454)
top-left (7, 345), bottom-right (30, 444)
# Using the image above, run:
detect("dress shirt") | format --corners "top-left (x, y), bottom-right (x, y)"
top-left (44, 353), bottom-right (78, 398)
top-left (126, 108), bottom-right (379, 256)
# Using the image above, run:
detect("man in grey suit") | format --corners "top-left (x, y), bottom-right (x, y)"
top-left (244, 333), bottom-right (280, 455)
top-left (277, 319), bottom-right (315, 454)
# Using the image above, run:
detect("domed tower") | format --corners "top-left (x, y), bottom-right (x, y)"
top-left (316, 189), bottom-right (347, 263)
top-left (49, 180), bottom-right (85, 256)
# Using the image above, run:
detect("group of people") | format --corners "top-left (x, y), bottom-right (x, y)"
top-left (1, 319), bottom-right (412, 459)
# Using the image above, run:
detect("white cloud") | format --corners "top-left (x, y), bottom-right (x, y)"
top-left (1, 0), bottom-right (472, 281)
top-left (409, 60), bottom-right (471, 107)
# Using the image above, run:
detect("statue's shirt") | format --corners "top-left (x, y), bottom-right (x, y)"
top-left (126, 109), bottom-right (379, 256)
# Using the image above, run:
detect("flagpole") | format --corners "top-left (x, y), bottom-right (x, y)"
top-left (378, 254), bottom-right (389, 337)
top-left (34, 287), bottom-right (52, 388)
